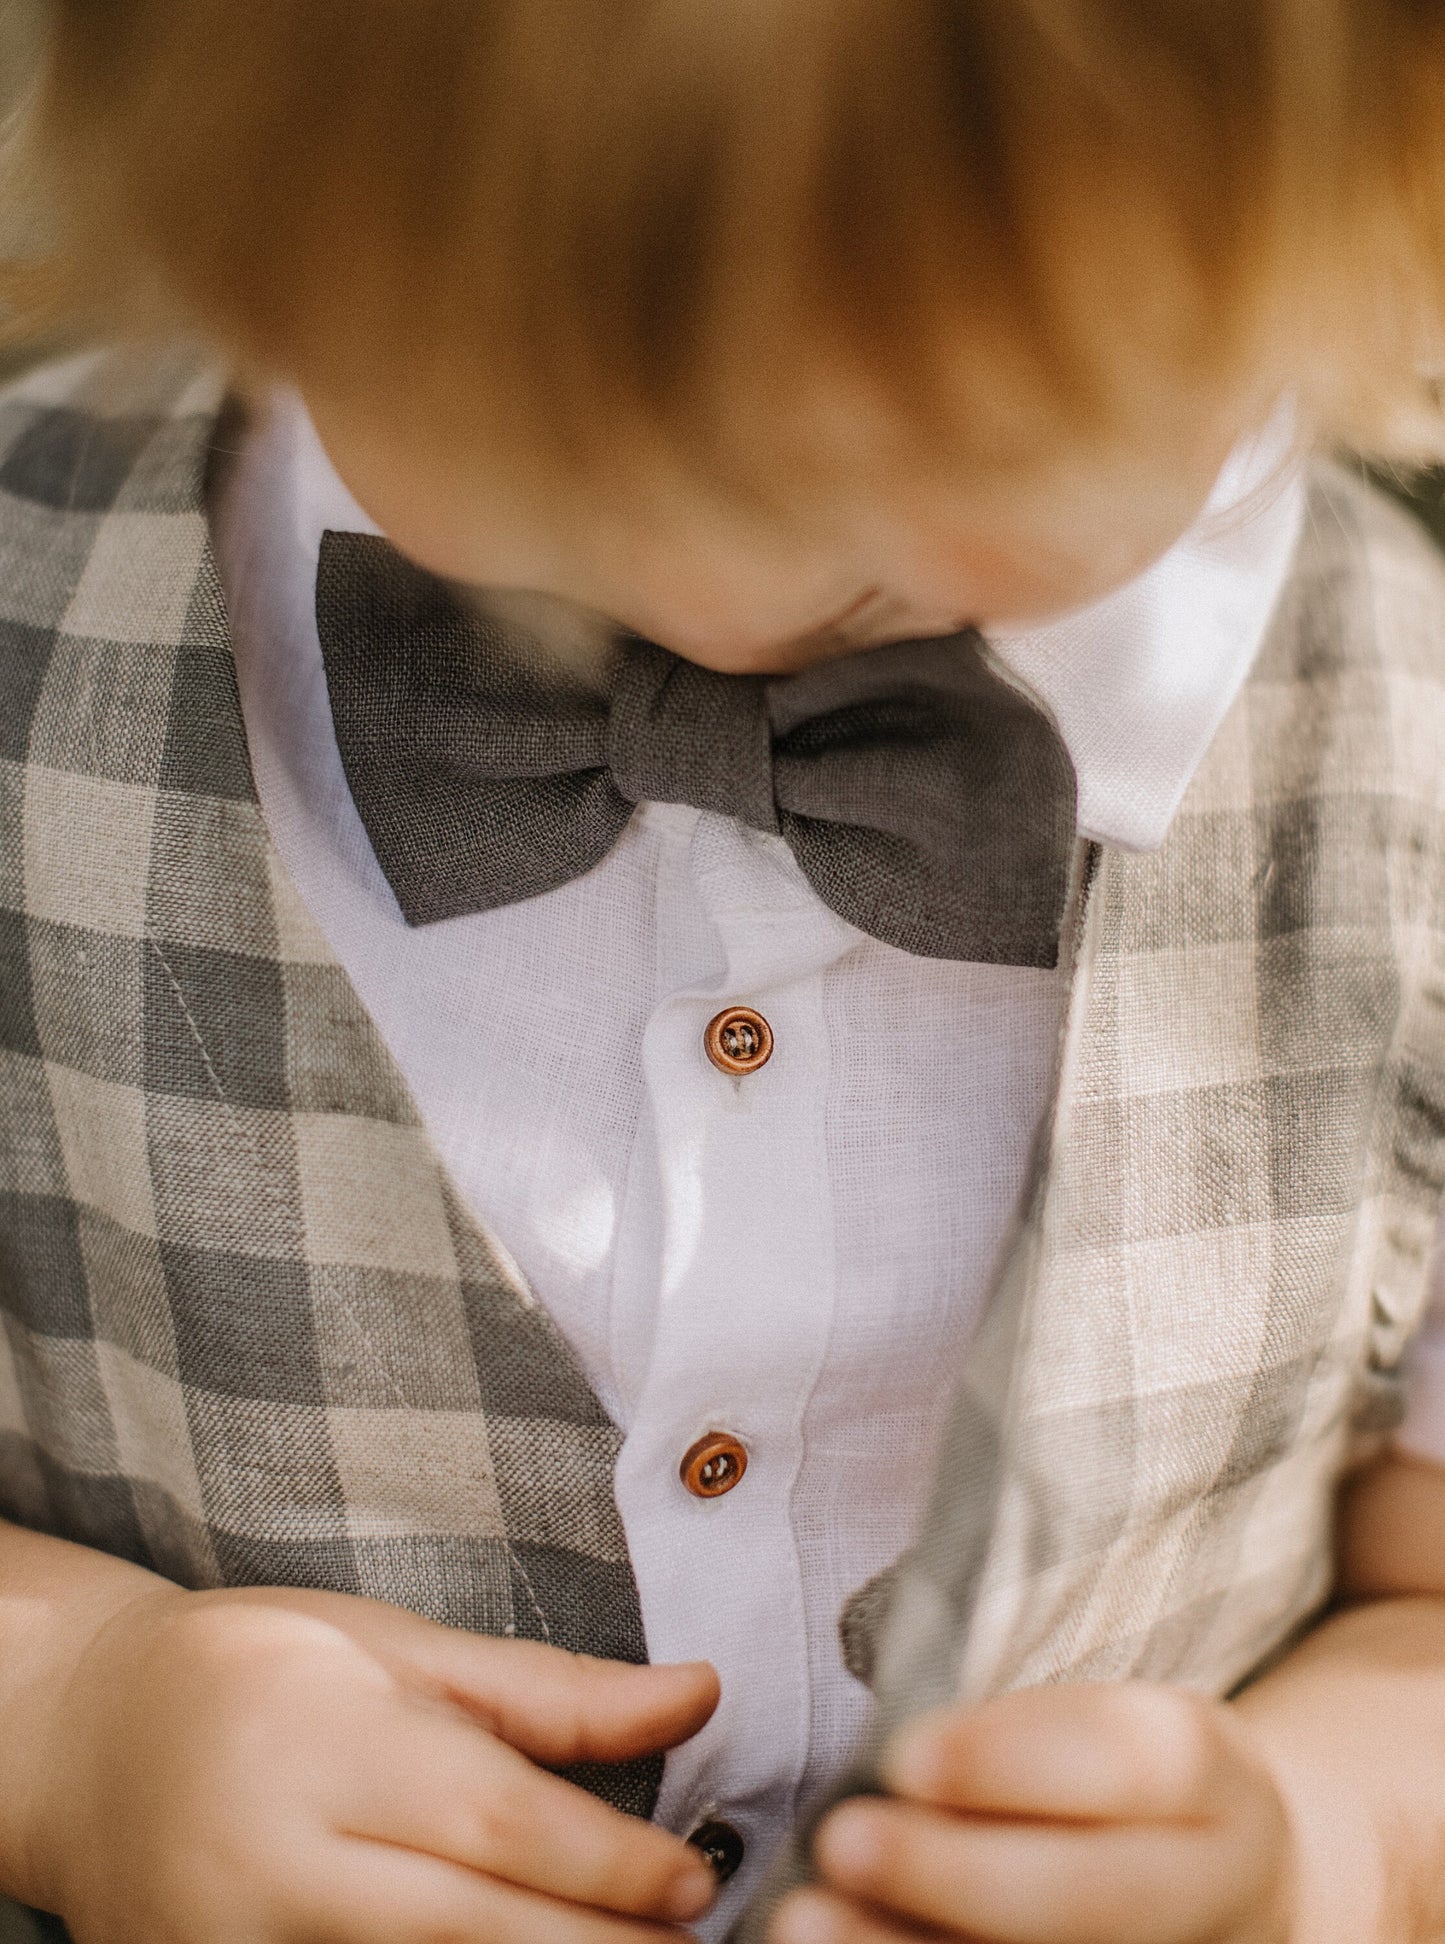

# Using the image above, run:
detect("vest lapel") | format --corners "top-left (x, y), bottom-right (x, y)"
top-left (880, 465), bottom-right (1445, 1717)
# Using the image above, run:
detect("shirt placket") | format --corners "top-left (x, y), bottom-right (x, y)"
top-left (609, 804), bottom-right (862, 1930)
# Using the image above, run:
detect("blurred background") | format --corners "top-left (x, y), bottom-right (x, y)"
top-left (0, 0), bottom-right (56, 384)
top-left (0, 0), bottom-right (39, 151)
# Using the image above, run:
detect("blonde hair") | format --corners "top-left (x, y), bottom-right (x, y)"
top-left (13, 0), bottom-right (1445, 515)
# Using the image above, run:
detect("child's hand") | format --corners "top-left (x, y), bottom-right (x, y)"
top-left (773, 1683), bottom-right (1294, 1944)
top-left (26, 1582), bottom-right (721, 1943)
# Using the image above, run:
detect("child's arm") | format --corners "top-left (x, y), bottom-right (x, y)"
top-left (772, 1450), bottom-right (1445, 1944)
top-left (0, 1515), bottom-right (720, 1941)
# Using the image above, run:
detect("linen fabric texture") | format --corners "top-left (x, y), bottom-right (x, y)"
top-left (0, 348), bottom-right (661, 1835)
top-left (314, 529), bottom-right (1077, 963)
top-left (735, 452), bottom-right (1445, 1930)
top-left (0, 351), bottom-right (1443, 1941)
top-left (220, 389), bottom-right (1306, 1920)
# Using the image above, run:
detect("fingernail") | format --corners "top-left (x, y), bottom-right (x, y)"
top-left (774, 1891), bottom-right (839, 1944)
top-left (665, 1865), bottom-right (717, 1923)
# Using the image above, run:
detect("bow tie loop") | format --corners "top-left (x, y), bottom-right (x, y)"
top-left (607, 640), bottom-right (778, 833)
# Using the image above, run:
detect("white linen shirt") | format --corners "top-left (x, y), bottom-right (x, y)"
top-left (212, 398), bottom-right (1445, 1936)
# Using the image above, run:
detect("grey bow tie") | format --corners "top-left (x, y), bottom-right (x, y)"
top-left (315, 531), bottom-right (1077, 965)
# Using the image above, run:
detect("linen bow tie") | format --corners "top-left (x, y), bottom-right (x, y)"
top-left (315, 531), bottom-right (1078, 965)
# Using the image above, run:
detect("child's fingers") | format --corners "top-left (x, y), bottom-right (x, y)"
top-left (771, 1887), bottom-right (948, 1944)
top-left (806, 1797), bottom-right (1268, 1944)
top-left (879, 1683), bottom-right (1229, 1823)
top-left (299, 1837), bottom-right (704, 1944)
top-left (336, 1698), bottom-right (717, 1923)
top-left (395, 1625), bottom-right (721, 1766)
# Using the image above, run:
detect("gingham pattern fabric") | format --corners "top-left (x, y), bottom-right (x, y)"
top-left (735, 467), bottom-right (1445, 1939)
top-left (4, 346), bottom-right (1445, 1944)
top-left (0, 349), bottom-right (657, 1834)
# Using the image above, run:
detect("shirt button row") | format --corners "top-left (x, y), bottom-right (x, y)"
top-left (683, 1014), bottom-right (760, 1894)
top-left (705, 1006), bottom-right (773, 1075)
top-left (687, 1020), bottom-right (761, 1495)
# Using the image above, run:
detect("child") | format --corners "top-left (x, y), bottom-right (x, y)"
top-left (2, 2), bottom-right (1445, 1941)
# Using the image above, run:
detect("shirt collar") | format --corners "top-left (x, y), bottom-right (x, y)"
top-left (271, 393), bottom-right (1305, 855)
top-left (988, 405), bottom-right (1304, 848)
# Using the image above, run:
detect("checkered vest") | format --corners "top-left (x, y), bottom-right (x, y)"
top-left (2, 349), bottom-right (1445, 1933)
top-left (737, 417), bottom-right (1445, 1931)
top-left (0, 346), bottom-right (659, 1822)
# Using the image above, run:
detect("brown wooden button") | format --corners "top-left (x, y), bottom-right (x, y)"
top-left (680, 1431), bottom-right (748, 1498)
top-left (704, 1006), bottom-right (773, 1075)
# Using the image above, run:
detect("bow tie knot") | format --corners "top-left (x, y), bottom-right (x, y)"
top-left (607, 640), bottom-right (778, 833)
top-left (315, 531), bottom-right (1078, 965)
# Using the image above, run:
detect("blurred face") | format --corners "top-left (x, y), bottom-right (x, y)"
top-left (306, 389), bottom-right (1241, 676)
